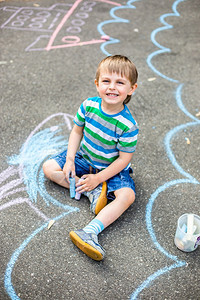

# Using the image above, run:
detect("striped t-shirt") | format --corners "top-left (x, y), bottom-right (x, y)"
top-left (74, 97), bottom-right (139, 170)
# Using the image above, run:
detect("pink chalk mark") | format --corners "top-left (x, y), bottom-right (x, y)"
top-left (46, 0), bottom-right (121, 51)
top-left (97, 0), bottom-right (121, 6)
top-left (62, 36), bottom-right (80, 44)
top-left (0, 197), bottom-right (26, 210)
top-left (0, 166), bottom-right (19, 184)
top-left (26, 199), bottom-right (49, 221)
top-left (63, 114), bottom-right (73, 130)
top-left (0, 187), bottom-right (26, 200)
top-left (46, 0), bottom-right (83, 51)
top-left (0, 197), bottom-right (49, 221)
top-left (0, 178), bottom-right (23, 199)
top-left (101, 35), bottom-right (110, 40)
top-left (48, 39), bottom-right (105, 50)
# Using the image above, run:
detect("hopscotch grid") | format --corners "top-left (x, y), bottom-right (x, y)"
top-left (0, 1), bottom-right (137, 53)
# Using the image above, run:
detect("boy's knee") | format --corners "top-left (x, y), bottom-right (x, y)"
top-left (115, 188), bottom-right (135, 207)
top-left (42, 159), bottom-right (63, 181)
top-left (127, 190), bottom-right (135, 206)
top-left (42, 160), bottom-right (51, 179)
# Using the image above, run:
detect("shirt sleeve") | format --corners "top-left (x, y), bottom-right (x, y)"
top-left (117, 123), bottom-right (139, 153)
top-left (73, 99), bottom-right (87, 126)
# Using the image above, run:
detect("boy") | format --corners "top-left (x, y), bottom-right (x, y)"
top-left (43, 55), bottom-right (138, 261)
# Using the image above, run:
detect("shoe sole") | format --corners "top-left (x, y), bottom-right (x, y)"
top-left (69, 231), bottom-right (103, 261)
top-left (95, 181), bottom-right (107, 215)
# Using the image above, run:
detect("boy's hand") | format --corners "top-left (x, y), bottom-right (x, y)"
top-left (76, 174), bottom-right (100, 193)
top-left (63, 158), bottom-right (75, 183)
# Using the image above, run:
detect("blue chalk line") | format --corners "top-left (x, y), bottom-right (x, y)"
top-left (5, 1), bottom-right (141, 297)
top-left (146, 0), bottom-right (185, 83)
top-left (4, 211), bottom-right (78, 300)
top-left (4, 0), bottom-right (200, 298)
top-left (5, 123), bottom-right (79, 299)
top-left (131, 0), bottom-right (200, 299)
top-left (98, 0), bottom-right (140, 56)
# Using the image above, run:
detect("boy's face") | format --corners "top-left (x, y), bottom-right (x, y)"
top-left (95, 71), bottom-right (137, 110)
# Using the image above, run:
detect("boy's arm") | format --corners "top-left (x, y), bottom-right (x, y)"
top-left (96, 151), bottom-right (134, 183)
top-left (63, 124), bottom-right (83, 182)
top-left (77, 151), bottom-right (134, 192)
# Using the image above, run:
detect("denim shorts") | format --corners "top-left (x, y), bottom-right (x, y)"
top-left (51, 150), bottom-right (135, 200)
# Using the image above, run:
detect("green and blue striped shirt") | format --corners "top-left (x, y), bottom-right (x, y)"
top-left (74, 97), bottom-right (138, 170)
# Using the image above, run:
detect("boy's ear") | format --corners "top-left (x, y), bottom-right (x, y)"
top-left (94, 79), bottom-right (99, 87)
top-left (128, 83), bottom-right (137, 95)
top-left (95, 79), bottom-right (100, 93)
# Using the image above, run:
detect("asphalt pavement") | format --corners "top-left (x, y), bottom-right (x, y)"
top-left (0, 0), bottom-right (200, 299)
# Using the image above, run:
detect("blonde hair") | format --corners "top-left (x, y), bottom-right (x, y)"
top-left (95, 55), bottom-right (138, 104)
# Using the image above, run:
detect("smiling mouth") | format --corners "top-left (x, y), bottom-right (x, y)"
top-left (106, 93), bottom-right (119, 97)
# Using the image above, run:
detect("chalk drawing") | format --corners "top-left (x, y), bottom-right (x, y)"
top-left (98, 0), bottom-right (140, 56)
top-left (4, 210), bottom-right (73, 300)
top-left (0, 0), bottom-right (139, 54)
top-left (0, 113), bottom-right (81, 299)
top-left (130, 0), bottom-right (200, 298)
top-left (3, 0), bottom-right (196, 298)
top-left (0, 1), bottom-right (123, 52)
top-left (0, 2), bottom-right (142, 298)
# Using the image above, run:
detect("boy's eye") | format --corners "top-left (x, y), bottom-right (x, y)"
top-left (102, 80), bottom-right (109, 83)
top-left (117, 81), bottom-right (124, 84)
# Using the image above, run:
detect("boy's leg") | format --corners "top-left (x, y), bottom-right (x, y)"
top-left (70, 187), bottom-right (135, 260)
top-left (69, 219), bottom-right (105, 261)
top-left (96, 187), bottom-right (135, 228)
top-left (85, 181), bottom-right (108, 215)
top-left (43, 157), bottom-right (107, 212)
top-left (43, 159), bottom-right (70, 188)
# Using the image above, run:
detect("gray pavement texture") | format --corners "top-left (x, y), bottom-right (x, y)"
top-left (0, 0), bottom-right (200, 299)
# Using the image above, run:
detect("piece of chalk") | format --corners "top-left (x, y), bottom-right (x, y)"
top-left (192, 225), bottom-right (197, 234)
top-left (75, 178), bottom-right (84, 200)
top-left (75, 191), bottom-right (81, 200)
top-left (47, 220), bottom-right (55, 230)
top-left (181, 223), bottom-right (187, 233)
top-left (195, 236), bottom-right (200, 248)
top-left (69, 177), bottom-right (75, 198)
top-left (101, 35), bottom-right (110, 41)
top-left (187, 214), bottom-right (194, 235)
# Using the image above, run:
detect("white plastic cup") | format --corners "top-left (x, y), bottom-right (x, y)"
top-left (174, 213), bottom-right (200, 252)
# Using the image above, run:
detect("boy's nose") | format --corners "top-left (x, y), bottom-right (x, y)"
top-left (109, 82), bottom-right (115, 89)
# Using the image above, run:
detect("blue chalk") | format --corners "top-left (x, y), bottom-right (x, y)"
top-left (69, 177), bottom-right (75, 198)
top-left (181, 223), bottom-right (187, 233)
